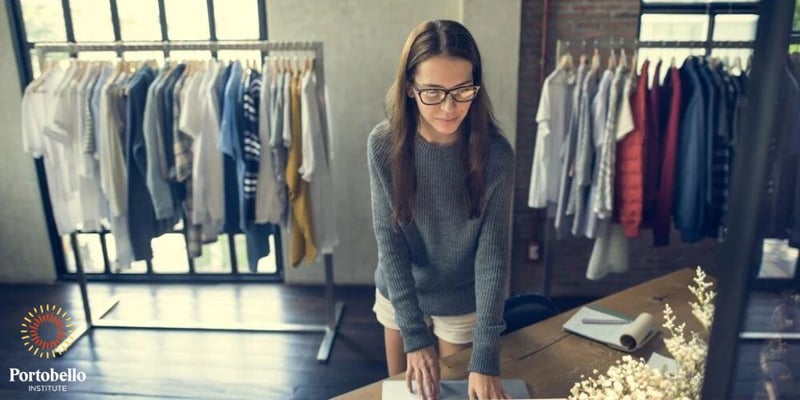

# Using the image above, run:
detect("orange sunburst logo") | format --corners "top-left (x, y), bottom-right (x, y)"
top-left (19, 304), bottom-right (76, 359)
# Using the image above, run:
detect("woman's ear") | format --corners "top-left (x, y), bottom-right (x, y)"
top-left (406, 84), bottom-right (415, 98)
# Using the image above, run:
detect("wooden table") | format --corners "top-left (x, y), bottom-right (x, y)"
top-left (334, 267), bottom-right (708, 399)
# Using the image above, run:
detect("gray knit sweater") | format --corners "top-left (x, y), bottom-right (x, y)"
top-left (367, 121), bottom-right (513, 375)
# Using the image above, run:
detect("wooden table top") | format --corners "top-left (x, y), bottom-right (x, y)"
top-left (334, 267), bottom-right (707, 399)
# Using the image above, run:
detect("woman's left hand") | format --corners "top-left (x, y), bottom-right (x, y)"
top-left (467, 372), bottom-right (510, 399)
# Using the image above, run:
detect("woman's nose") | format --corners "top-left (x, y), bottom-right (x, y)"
top-left (439, 94), bottom-right (456, 111)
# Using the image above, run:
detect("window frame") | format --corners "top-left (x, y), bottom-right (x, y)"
top-left (638, 1), bottom-right (759, 57)
top-left (6, 0), bottom-right (283, 282)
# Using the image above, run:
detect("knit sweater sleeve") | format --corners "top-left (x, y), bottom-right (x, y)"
top-left (469, 137), bottom-right (514, 375)
top-left (367, 126), bottom-right (436, 353)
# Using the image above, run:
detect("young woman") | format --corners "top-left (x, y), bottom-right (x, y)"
top-left (367, 20), bottom-right (514, 400)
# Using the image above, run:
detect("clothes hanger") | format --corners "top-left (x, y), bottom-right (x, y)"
top-left (591, 44), bottom-right (601, 72)
top-left (620, 48), bottom-right (628, 68)
top-left (608, 47), bottom-right (618, 70)
top-left (293, 55), bottom-right (301, 75)
top-left (579, 40), bottom-right (588, 67)
top-left (722, 49), bottom-right (731, 70)
top-left (31, 60), bottom-right (53, 92)
top-left (733, 54), bottom-right (743, 76)
top-left (559, 52), bottom-right (575, 72)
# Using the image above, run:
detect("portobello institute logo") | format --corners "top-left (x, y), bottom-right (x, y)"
top-left (19, 304), bottom-right (76, 359)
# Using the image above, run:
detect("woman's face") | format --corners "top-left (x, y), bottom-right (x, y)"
top-left (408, 55), bottom-right (475, 144)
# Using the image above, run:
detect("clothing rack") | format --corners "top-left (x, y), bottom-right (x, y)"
top-left (35, 40), bottom-right (344, 362)
top-left (554, 39), bottom-right (755, 66)
top-left (540, 39), bottom-right (754, 297)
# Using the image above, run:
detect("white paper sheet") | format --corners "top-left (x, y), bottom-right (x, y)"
top-left (381, 379), bottom-right (531, 399)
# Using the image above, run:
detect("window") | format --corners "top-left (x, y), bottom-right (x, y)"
top-left (11, 0), bottom-right (278, 281)
top-left (164, 0), bottom-right (209, 40)
top-left (117, 0), bottom-right (162, 41)
top-left (19, 0), bottom-right (66, 42)
top-left (213, 0), bottom-right (259, 40)
top-left (638, 2), bottom-right (758, 78)
top-left (69, 0), bottom-right (114, 42)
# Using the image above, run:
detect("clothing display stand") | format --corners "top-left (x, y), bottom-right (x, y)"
top-left (540, 39), bottom-right (754, 297)
top-left (34, 39), bottom-right (344, 362)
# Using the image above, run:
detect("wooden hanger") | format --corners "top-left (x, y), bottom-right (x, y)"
top-left (608, 48), bottom-right (617, 70)
top-left (591, 47), bottom-right (601, 72)
top-left (559, 52), bottom-right (574, 72)
top-left (620, 48), bottom-right (628, 68)
top-left (31, 60), bottom-right (53, 92)
top-left (733, 55), bottom-right (743, 76)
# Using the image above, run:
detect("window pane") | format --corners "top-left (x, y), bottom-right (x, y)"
top-left (795, 0), bottom-right (800, 31)
top-left (758, 239), bottom-right (799, 279)
top-left (164, 0), bottom-right (210, 40)
top-left (257, 234), bottom-right (278, 274)
top-left (62, 235), bottom-right (76, 273)
top-left (234, 233), bottom-right (279, 274)
top-left (168, 50), bottom-right (212, 61)
top-left (713, 14), bottom-right (758, 41)
top-left (69, 0), bottom-right (114, 42)
top-left (151, 233), bottom-right (190, 273)
top-left (77, 51), bottom-right (117, 61)
top-left (76, 233), bottom-right (105, 273)
top-left (117, 0), bottom-right (162, 41)
top-left (639, 14), bottom-right (709, 41)
top-left (234, 234), bottom-right (251, 273)
top-left (213, 0), bottom-right (259, 40)
top-left (194, 236), bottom-right (231, 273)
top-left (20, 0), bottom-right (66, 42)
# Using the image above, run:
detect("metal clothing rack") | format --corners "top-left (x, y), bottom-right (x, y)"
top-left (35, 40), bottom-right (344, 362)
top-left (540, 38), bottom-right (755, 297)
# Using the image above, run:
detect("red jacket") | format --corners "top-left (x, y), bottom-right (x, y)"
top-left (616, 61), bottom-right (649, 237)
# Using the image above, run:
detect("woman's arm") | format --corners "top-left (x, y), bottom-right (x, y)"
top-left (469, 140), bottom-right (514, 376)
top-left (367, 130), bottom-right (436, 353)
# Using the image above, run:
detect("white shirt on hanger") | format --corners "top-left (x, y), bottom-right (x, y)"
top-left (528, 66), bottom-right (574, 212)
top-left (22, 66), bottom-right (74, 235)
top-left (255, 61), bottom-right (282, 224)
top-left (302, 69), bottom-right (338, 255)
top-left (192, 60), bottom-right (225, 238)
top-left (282, 71), bottom-right (292, 147)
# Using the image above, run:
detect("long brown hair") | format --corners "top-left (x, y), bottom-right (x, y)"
top-left (385, 19), bottom-right (501, 227)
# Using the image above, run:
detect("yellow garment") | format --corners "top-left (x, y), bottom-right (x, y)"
top-left (286, 73), bottom-right (317, 266)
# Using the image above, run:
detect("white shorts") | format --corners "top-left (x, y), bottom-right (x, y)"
top-left (372, 289), bottom-right (476, 344)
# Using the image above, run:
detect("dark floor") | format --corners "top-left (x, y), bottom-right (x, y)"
top-left (0, 282), bottom-right (390, 400)
top-left (0, 282), bottom-right (796, 399)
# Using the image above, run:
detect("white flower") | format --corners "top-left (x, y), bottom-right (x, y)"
top-left (568, 267), bottom-right (715, 400)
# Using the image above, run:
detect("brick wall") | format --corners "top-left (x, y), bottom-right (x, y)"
top-left (511, 0), bottom-right (725, 297)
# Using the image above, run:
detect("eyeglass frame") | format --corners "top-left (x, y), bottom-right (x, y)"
top-left (409, 81), bottom-right (481, 105)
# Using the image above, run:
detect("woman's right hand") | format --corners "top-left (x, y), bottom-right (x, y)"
top-left (406, 345), bottom-right (440, 400)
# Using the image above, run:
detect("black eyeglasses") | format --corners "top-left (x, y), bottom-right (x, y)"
top-left (411, 82), bottom-right (480, 105)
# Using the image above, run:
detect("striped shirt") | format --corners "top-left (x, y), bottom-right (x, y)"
top-left (242, 69), bottom-right (262, 224)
